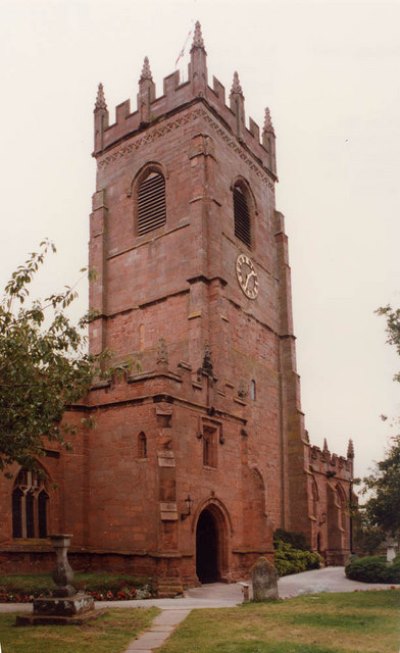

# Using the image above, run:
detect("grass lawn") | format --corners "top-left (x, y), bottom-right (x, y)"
top-left (0, 607), bottom-right (159, 653)
top-left (157, 591), bottom-right (400, 653)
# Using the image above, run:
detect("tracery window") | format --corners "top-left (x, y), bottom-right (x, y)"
top-left (12, 468), bottom-right (49, 539)
top-left (233, 182), bottom-right (251, 248)
top-left (136, 169), bottom-right (166, 235)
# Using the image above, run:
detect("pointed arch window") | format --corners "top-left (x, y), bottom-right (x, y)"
top-left (336, 484), bottom-right (347, 531)
top-left (311, 478), bottom-right (319, 518)
top-left (137, 169), bottom-right (166, 235)
top-left (138, 432), bottom-right (147, 458)
top-left (12, 469), bottom-right (49, 539)
top-left (233, 182), bottom-right (251, 248)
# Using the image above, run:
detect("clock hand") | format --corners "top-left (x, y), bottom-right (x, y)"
top-left (244, 271), bottom-right (255, 290)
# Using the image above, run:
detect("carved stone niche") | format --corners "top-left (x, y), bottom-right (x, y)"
top-left (238, 379), bottom-right (248, 399)
top-left (156, 337), bottom-right (169, 370)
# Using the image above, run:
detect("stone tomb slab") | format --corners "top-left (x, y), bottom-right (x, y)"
top-left (16, 593), bottom-right (99, 626)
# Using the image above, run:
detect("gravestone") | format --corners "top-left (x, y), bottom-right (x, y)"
top-left (250, 556), bottom-right (278, 601)
top-left (16, 534), bottom-right (96, 626)
top-left (385, 536), bottom-right (398, 564)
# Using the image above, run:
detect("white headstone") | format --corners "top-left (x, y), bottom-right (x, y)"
top-left (387, 545), bottom-right (396, 563)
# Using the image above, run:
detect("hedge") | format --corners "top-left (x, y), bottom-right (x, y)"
top-left (345, 555), bottom-right (400, 583)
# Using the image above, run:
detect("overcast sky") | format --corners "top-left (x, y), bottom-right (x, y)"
top-left (1, 0), bottom-right (399, 480)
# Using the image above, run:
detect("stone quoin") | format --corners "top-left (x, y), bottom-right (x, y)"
top-left (0, 23), bottom-right (353, 590)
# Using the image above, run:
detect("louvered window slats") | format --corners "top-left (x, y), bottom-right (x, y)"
top-left (234, 187), bottom-right (251, 247)
top-left (137, 173), bottom-right (166, 235)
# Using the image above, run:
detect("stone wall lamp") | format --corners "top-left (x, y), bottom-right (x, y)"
top-left (180, 494), bottom-right (194, 520)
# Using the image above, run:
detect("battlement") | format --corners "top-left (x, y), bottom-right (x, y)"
top-left (309, 439), bottom-right (354, 479)
top-left (93, 22), bottom-right (277, 178)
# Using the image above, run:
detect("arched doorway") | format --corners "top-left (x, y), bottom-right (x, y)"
top-left (196, 508), bottom-right (221, 583)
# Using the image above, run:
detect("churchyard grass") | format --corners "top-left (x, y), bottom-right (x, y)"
top-left (0, 607), bottom-right (159, 653)
top-left (157, 591), bottom-right (400, 653)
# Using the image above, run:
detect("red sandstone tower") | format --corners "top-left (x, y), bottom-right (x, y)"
top-left (1, 23), bottom-right (353, 583)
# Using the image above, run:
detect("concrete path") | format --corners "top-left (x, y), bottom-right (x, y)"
top-left (122, 609), bottom-right (191, 653)
top-left (2, 568), bottom-right (399, 652)
top-left (278, 565), bottom-right (400, 597)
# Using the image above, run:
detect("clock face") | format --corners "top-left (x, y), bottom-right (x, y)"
top-left (236, 254), bottom-right (259, 299)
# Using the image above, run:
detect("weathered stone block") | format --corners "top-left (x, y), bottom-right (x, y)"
top-left (251, 557), bottom-right (278, 601)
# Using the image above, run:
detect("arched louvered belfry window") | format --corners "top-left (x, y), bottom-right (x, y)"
top-left (136, 168), bottom-right (166, 236)
top-left (233, 182), bottom-right (251, 248)
top-left (12, 468), bottom-right (49, 539)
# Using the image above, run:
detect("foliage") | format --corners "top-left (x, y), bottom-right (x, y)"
top-left (376, 305), bottom-right (400, 382)
top-left (273, 536), bottom-right (322, 577)
top-left (273, 529), bottom-right (309, 551)
top-left (156, 592), bottom-right (400, 653)
top-left (0, 572), bottom-right (155, 602)
top-left (273, 530), bottom-right (322, 576)
top-left (0, 608), bottom-right (159, 653)
top-left (345, 555), bottom-right (400, 583)
top-left (360, 305), bottom-right (400, 536)
top-left (361, 434), bottom-right (400, 536)
top-left (0, 241), bottom-right (99, 472)
top-left (352, 509), bottom-right (386, 555)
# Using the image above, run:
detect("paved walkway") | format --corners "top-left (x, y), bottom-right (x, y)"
top-left (2, 567), bottom-right (399, 652)
top-left (123, 609), bottom-right (191, 653)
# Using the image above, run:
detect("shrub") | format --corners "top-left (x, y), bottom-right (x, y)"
top-left (273, 529), bottom-right (322, 577)
top-left (273, 529), bottom-right (308, 551)
top-left (274, 540), bottom-right (322, 577)
top-left (345, 555), bottom-right (400, 583)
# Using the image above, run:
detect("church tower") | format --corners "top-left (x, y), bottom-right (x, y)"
top-left (0, 24), bottom-right (354, 580)
top-left (84, 23), bottom-right (312, 587)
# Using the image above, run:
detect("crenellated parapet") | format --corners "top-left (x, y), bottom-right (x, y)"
top-left (308, 438), bottom-right (354, 480)
top-left (92, 22), bottom-right (277, 179)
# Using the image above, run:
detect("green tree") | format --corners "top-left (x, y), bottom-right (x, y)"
top-left (361, 305), bottom-right (400, 536)
top-left (0, 241), bottom-right (95, 472)
top-left (363, 435), bottom-right (400, 536)
top-left (377, 305), bottom-right (400, 382)
top-left (352, 504), bottom-right (386, 554)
